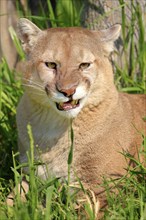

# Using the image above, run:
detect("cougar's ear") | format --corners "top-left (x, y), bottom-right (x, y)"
top-left (99, 24), bottom-right (121, 54)
top-left (17, 18), bottom-right (42, 54)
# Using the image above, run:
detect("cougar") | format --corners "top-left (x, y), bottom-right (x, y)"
top-left (8, 18), bottom-right (146, 208)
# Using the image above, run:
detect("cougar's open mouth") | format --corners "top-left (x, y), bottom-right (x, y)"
top-left (56, 100), bottom-right (80, 111)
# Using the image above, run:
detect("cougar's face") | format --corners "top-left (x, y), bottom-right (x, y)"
top-left (18, 19), bottom-right (120, 118)
top-left (27, 28), bottom-right (101, 118)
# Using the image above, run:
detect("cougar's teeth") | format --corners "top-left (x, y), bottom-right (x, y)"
top-left (57, 99), bottom-right (79, 111)
top-left (59, 102), bottom-right (63, 107)
top-left (71, 100), bottom-right (78, 105)
top-left (58, 100), bottom-right (78, 106)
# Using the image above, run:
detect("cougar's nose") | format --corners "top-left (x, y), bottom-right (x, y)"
top-left (56, 85), bottom-right (76, 97)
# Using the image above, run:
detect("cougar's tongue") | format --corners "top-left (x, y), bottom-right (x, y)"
top-left (58, 100), bottom-right (79, 111)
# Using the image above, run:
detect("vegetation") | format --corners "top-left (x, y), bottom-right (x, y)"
top-left (115, 0), bottom-right (146, 93)
top-left (0, 0), bottom-right (145, 219)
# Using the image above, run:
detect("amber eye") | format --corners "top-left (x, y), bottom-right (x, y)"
top-left (79, 63), bottom-right (91, 70)
top-left (45, 62), bottom-right (57, 69)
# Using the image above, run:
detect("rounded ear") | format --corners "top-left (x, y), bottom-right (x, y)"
top-left (17, 18), bottom-right (42, 54)
top-left (95, 24), bottom-right (121, 55)
top-left (100, 24), bottom-right (121, 42)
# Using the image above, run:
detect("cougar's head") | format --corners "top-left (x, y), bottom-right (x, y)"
top-left (17, 18), bottom-right (120, 118)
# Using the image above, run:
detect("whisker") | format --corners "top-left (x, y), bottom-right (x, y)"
top-left (22, 77), bottom-right (44, 89)
top-left (23, 81), bottom-right (44, 89)
top-left (27, 92), bottom-right (46, 96)
top-left (22, 83), bottom-right (45, 93)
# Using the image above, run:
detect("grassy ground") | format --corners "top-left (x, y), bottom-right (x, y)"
top-left (0, 1), bottom-right (146, 219)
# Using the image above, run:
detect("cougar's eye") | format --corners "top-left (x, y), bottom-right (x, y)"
top-left (79, 63), bottom-right (91, 70)
top-left (45, 62), bottom-right (57, 69)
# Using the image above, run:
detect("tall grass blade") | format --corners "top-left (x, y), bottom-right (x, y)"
top-left (47, 0), bottom-right (57, 27)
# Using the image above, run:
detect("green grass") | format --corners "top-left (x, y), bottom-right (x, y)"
top-left (0, 58), bottom-right (23, 179)
top-left (114, 0), bottom-right (146, 94)
top-left (0, 0), bottom-right (146, 219)
top-left (102, 136), bottom-right (146, 219)
top-left (0, 124), bottom-right (99, 220)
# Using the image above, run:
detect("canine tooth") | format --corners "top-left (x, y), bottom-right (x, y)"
top-left (59, 102), bottom-right (63, 107)
top-left (71, 100), bottom-right (78, 105)
top-left (71, 100), bottom-right (75, 105)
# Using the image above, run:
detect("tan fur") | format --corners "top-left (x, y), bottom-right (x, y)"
top-left (15, 19), bottom-right (146, 206)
